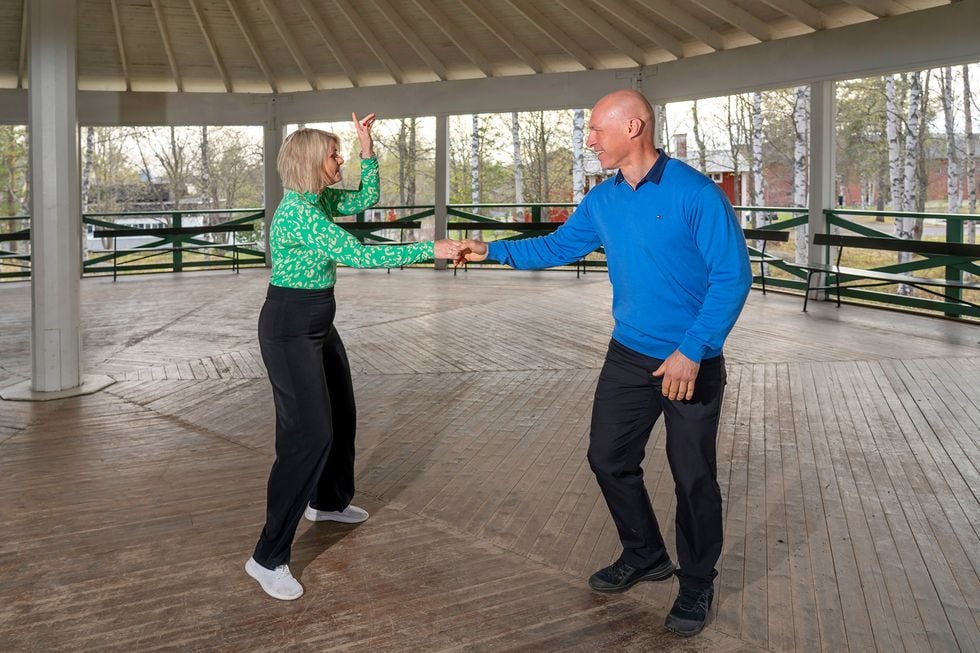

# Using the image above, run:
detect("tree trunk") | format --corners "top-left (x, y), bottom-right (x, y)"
top-left (964, 65), bottom-right (977, 244)
top-left (941, 67), bottom-right (960, 214)
top-left (572, 109), bottom-right (585, 203)
top-left (896, 71), bottom-right (922, 293)
top-left (470, 115), bottom-right (480, 238)
top-left (170, 126), bottom-right (183, 210)
top-left (512, 112), bottom-right (524, 217)
top-left (692, 101), bottom-right (707, 171)
top-left (751, 92), bottom-right (763, 214)
top-left (397, 119), bottom-right (407, 205)
top-left (793, 86), bottom-right (809, 263)
top-left (655, 103), bottom-right (666, 150)
top-left (406, 118), bottom-right (417, 207)
top-left (539, 112), bottom-right (549, 204)
top-left (80, 126), bottom-right (95, 258)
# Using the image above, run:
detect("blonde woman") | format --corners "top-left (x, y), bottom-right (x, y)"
top-left (246, 113), bottom-right (460, 600)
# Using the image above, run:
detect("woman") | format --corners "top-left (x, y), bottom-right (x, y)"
top-left (246, 113), bottom-right (459, 600)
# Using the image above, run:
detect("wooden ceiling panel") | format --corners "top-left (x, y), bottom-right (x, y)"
top-left (0, 0), bottom-right (961, 92)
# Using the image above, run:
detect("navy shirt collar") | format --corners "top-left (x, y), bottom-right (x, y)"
top-left (614, 148), bottom-right (670, 188)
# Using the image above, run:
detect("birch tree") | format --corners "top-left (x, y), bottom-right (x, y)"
top-left (691, 101), bottom-right (707, 171)
top-left (572, 109), bottom-right (585, 203)
top-left (886, 74), bottom-right (905, 239)
top-left (655, 103), bottom-right (666, 150)
top-left (964, 65), bottom-right (977, 243)
top-left (941, 67), bottom-right (960, 214)
top-left (751, 92), bottom-right (764, 214)
top-left (470, 115), bottom-right (481, 205)
top-left (792, 86), bottom-right (809, 263)
top-left (511, 112), bottom-right (524, 209)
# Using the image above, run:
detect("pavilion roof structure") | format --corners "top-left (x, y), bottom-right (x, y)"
top-left (0, 0), bottom-right (961, 95)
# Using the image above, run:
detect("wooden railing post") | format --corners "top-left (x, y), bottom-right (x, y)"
top-left (173, 212), bottom-right (183, 272)
top-left (946, 216), bottom-right (963, 315)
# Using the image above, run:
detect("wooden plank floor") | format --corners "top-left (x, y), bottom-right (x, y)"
top-left (0, 268), bottom-right (978, 652)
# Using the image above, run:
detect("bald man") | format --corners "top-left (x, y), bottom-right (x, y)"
top-left (456, 89), bottom-right (752, 637)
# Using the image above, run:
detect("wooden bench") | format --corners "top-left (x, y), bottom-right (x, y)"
top-left (743, 228), bottom-right (790, 294)
top-left (801, 233), bottom-right (980, 312)
top-left (93, 223), bottom-right (256, 280)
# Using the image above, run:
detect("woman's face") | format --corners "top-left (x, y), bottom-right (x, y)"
top-left (321, 141), bottom-right (344, 187)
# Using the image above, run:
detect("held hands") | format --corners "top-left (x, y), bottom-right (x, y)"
top-left (352, 111), bottom-right (376, 158)
top-left (430, 238), bottom-right (488, 263)
top-left (434, 239), bottom-right (463, 260)
top-left (652, 350), bottom-right (700, 401)
top-left (453, 239), bottom-right (488, 266)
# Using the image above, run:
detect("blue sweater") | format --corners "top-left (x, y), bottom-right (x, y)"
top-left (488, 151), bottom-right (751, 363)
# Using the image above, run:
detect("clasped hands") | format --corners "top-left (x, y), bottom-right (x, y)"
top-left (432, 238), bottom-right (488, 265)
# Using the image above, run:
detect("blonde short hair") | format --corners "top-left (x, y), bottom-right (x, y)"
top-left (277, 128), bottom-right (340, 193)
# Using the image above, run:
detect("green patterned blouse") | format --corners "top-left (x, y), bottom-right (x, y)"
top-left (269, 156), bottom-right (434, 289)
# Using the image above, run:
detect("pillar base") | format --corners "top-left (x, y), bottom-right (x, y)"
top-left (0, 374), bottom-right (115, 401)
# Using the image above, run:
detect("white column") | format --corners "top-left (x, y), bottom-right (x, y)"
top-left (433, 113), bottom-right (449, 271)
top-left (262, 106), bottom-right (284, 267)
top-left (28, 0), bottom-right (80, 392)
top-left (807, 80), bottom-right (836, 296)
top-left (3, 0), bottom-right (113, 401)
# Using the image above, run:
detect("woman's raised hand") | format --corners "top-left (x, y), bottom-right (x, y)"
top-left (352, 112), bottom-right (376, 158)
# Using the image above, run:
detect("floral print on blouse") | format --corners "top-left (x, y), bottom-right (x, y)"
top-left (269, 156), bottom-right (434, 289)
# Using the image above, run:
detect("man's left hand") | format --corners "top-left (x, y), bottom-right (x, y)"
top-left (652, 350), bottom-right (700, 401)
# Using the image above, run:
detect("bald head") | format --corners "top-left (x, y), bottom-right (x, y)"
top-left (592, 89), bottom-right (655, 136)
top-left (586, 89), bottom-right (659, 181)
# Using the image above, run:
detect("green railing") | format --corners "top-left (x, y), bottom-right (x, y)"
top-left (4, 203), bottom-right (977, 320)
top-left (0, 215), bottom-right (31, 279)
top-left (81, 208), bottom-right (267, 277)
top-left (821, 208), bottom-right (979, 318)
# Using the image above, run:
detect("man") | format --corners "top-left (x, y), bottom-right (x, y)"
top-left (455, 89), bottom-right (752, 637)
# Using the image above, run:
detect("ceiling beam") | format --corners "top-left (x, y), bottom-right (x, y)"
top-left (17, 0), bottom-right (27, 89)
top-left (373, 0), bottom-right (447, 80)
top-left (839, 0), bottom-right (907, 18)
top-left (757, 0), bottom-right (829, 31)
top-left (633, 0), bottom-right (725, 52)
top-left (295, 0), bottom-right (357, 87)
top-left (557, 0), bottom-right (647, 66)
top-left (257, 0), bottom-right (319, 91)
top-left (188, 0), bottom-right (232, 92)
top-left (691, 0), bottom-right (772, 42)
top-left (593, 0), bottom-right (684, 60)
top-left (109, 0), bottom-right (131, 91)
top-left (504, 0), bottom-right (597, 70)
top-left (226, 0), bottom-right (277, 92)
top-left (412, 0), bottom-right (494, 77)
top-left (334, 0), bottom-right (403, 83)
top-left (150, 0), bottom-right (182, 91)
top-left (460, 0), bottom-right (544, 73)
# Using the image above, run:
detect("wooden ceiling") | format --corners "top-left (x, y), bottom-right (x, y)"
top-left (0, 0), bottom-right (953, 93)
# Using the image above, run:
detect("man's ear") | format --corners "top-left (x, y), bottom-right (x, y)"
top-left (627, 117), bottom-right (646, 139)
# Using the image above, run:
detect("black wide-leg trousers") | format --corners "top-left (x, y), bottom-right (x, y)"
top-left (252, 285), bottom-right (356, 570)
top-left (588, 338), bottom-right (726, 589)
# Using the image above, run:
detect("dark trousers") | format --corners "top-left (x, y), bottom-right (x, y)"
top-left (252, 285), bottom-right (357, 570)
top-left (588, 338), bottom-right (726, 589)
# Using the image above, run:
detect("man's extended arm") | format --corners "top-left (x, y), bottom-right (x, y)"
top-left (458, 200), bottom-right (601, 268)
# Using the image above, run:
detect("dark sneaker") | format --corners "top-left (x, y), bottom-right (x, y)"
top-left (588, 556), bottom-right (675, 593)
top-left (665, 585), bottom-right (714, 636)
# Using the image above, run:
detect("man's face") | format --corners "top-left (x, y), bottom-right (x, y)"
top-left (586, 102), bottom-right (630, 170)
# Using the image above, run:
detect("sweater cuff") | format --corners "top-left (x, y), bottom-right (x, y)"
top-left (677, 337), bottom-right (707, 364)
top-left (486, 240), bottom-right (505, 263)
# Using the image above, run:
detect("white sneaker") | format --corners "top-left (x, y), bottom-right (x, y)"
top-left (245, 557), bottom-right (304, 601)
top-left (304, 504), bottom-right (370, 524)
